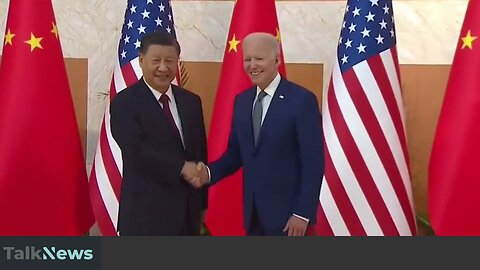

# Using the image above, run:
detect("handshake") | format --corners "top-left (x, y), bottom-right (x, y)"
top-left (181, 161), bottom-right (209, 188)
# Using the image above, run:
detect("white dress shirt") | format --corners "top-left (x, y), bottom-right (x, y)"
top-left (144, 78), bottom-right (185, 147)
top-left (252, 72), bottom-right (281, 124)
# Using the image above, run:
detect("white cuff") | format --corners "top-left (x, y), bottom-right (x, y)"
top-left (293, 214), bottom-right (309, 223)
top-left (205, 165), bottom-right (211, 183)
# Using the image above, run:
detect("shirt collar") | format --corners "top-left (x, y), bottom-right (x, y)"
top-left (143, 78), bottom-right (174, 102)
top-left (256, 72), bottom-right (281, 98)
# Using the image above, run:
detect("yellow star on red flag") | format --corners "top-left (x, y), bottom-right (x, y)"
top-left (51, 22), bottom-right (59, 39)
top-left (228, 34), bottom-right (240, 53)
top-left (4, 28), bottom-right (15, 46)
top-left (25, 33), bottom-right (43, 52)
top-left (461, 30), bottom-right (477, 49)
top-left (275, 28), bottom-right (281, 43)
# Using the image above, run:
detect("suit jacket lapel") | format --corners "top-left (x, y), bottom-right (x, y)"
top-left (245, 88), bottom-right (257, 150)
top-left (138, 79), bottom-right (167, 121)
top-left (139, 80), bottom-right (184, 149)
top-left (172, 85), bottom-right (189, 149)
top-left (255, 78), bottom-right (287, 150)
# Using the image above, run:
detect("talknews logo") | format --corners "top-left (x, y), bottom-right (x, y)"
top-left (2, 246), bottom-right (94, 261)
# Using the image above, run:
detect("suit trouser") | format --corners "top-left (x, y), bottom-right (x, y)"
top-left (247, 199), bottom-right (317, 236)
top-left (247, 204), bottom-right (264, 236)
top-left (178, 201), bottom-right (196, 236)
top-left (247, 198), bottom-right (286, 236)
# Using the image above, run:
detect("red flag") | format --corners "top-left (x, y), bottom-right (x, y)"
top-left (318, 0), bottom-right (417, 236)
top-left (0, 0), bottom-right (94, 235)
top-left (428, 0), bottom-right (480, 236)
top-left (205, 0), bottom-right (286, 236)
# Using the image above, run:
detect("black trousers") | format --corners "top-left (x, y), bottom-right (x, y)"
top-left (178, 203), bottom-right (199, 236)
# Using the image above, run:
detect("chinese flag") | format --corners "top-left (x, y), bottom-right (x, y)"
top-left (0, 0), bottom-right (94, 235)
top-left (205, 0), bottom-right (286, 236)
top-left (428, 0), bottom-right (480, 235)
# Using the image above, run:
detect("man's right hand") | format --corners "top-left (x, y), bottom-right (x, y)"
top-left (181, 161), bottom-right (209, 188)
top-left (196, 162), bottom-right (210, 186)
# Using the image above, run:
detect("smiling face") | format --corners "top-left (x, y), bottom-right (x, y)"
top-left (139, 44), bottom-right (179, 93)
top-left (242, 33), bottom-right (280, 90)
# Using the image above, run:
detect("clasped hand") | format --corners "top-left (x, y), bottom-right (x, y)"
top-left (181, 161), bottom-right (209, 188)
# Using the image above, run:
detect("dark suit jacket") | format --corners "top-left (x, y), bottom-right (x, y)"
top-left (210, 77), bottom-right (324, 235)
top-left (110, 79), bottom-right (208, 235)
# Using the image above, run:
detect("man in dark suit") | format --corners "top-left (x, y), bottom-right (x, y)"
top-left (196, 32), bottom-right (324, 236)
top-left (110, 31), bottom-right (208, 236)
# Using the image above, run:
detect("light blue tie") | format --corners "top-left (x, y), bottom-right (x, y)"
top-left (253, 91), bottom-right (267, 146)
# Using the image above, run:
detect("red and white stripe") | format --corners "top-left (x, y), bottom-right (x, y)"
top-left (318, 47), bottom-right (417, 236)
top-left (89, 57), bottom-right (181, 236)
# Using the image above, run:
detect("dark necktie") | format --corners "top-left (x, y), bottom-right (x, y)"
top-left (253, 91), bottom-right (267, 146)
top-left (159, 94), bottom-right (182, 143)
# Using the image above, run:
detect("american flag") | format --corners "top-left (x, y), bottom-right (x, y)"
top-left (89, 0), bottom-right (180, 236)
top-left (317, 0), bottom-right (417, 236)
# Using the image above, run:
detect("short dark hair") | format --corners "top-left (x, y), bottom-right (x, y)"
top-left (139, 31), bottom-right (181, 56)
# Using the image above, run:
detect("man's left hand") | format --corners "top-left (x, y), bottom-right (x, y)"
top-left (283, 215), bottom-right (308, 236)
